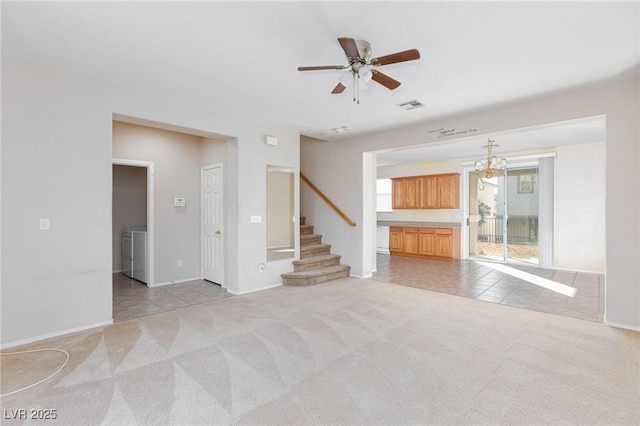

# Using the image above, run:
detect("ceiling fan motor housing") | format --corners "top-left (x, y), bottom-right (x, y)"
top-left (355, 40), bottom-right (372, 62)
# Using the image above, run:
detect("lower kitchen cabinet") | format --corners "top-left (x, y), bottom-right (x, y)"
top-left (390, 228), bottom-right (404, 252)
top-left (390, 226), bottom-right (459, 261)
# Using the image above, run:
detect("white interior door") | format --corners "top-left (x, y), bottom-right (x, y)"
top-left (202, 164), bottom-right (224, 285)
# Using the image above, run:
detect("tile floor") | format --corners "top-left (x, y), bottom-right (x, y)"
top-left (113, 256), bottom-right (604, 324)
top-left (112, 273), bottom-right (232, 322)
top-left (374, 254), bottom-right (604, 323)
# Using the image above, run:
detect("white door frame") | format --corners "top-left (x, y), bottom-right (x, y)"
top-left (201, 163), bottom-right (225, 287)
top-left (461, 167), bottom-right (474, 260)
top-left (112, 158), bottom-right (155, 287)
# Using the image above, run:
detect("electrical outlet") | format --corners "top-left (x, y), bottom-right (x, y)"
top-left (177, 259), bottom-right (182, 267)
top-left (578, 251), bottom-right (585, 259)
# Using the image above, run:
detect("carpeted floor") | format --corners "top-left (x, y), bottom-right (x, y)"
top-left (1, 277), bottom-right (638, 425)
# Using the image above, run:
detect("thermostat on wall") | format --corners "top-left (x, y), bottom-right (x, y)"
top-left (174, 197), bottom-right (186, 207)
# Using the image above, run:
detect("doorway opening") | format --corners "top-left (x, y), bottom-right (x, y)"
top-left (112, 159), bottom-right (155, 286)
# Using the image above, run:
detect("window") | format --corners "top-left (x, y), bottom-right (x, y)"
top-left (376, 178), bottom-right (393, 212)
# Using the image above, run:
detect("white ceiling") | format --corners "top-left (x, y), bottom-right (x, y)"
top-left (2, 1), bottom-right (638, 162)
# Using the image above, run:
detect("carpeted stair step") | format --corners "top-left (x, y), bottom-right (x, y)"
top-left (300, 216), bottom-right (306, 226)
top-left (300, 225), bottom-right (314, 235)
top-left (282, 265), bottom-right (351, 286)
top-left (300, 243), bottom-right (331, 258)
top-left (292, 254), bottom-right (342, 272)
top-left (300, 234), bottom-right (322, 246)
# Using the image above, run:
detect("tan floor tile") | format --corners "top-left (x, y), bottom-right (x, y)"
top-left (374, 254), bottom-right (602, 324)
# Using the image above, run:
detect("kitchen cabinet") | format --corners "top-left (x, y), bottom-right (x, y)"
top-left (390, 226), bottom-right (459, 261)
top-left (392, 178), bottom-right (418, 208)
top-left (390, 227), bottom-right (404, 252)
top-left (436, 174), bottom-right (460, 209)
top-left (402, 227), bottom-right (419, 254)
top-left (418, 175), bottom-right (437, 209)
top-left (391, 173), bottom-right (459, 209)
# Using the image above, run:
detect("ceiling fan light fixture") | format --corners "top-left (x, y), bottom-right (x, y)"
top-left (339, 71), bottom-right (354, 87)
top-left (359, 68), bottom-right (373, 82)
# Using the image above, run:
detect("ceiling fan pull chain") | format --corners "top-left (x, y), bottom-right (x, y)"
top-left (353, 72), bottom-right (357, 103)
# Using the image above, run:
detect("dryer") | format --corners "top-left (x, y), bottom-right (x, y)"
top-left (122, 227), bottom-right (147, 283)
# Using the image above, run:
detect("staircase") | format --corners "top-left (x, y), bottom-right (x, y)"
top-left (281, 216), bottom-right (351, 286)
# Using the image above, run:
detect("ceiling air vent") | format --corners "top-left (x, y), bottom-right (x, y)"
top-left (397, 99), bottom-right (425, 110)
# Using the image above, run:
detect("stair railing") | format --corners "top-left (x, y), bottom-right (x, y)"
top-left (300, 173), bottom-right (357, 227)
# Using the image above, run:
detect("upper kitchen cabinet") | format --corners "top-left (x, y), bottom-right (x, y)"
top-left (436, 173), bottom-right (460, 209)
top-left (391, 173), bottom-right (460, 209)
top-left (392, 176), bottom-right (418, 209)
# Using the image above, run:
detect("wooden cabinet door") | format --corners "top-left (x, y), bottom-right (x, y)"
top-left (402, 227), bottom-right (419, 254)
top-left (419, 176), bottom-right (438, 209)
top-left (435, 232), bottom-right (453, 257)
top-left (405, 178), bottom-right (418, 208)
top-left (418, 229), bottom-right (435, 255)
top-left (392, 178), bottom-right (405, 209)
top-left (389, 228), bottom-right (403, 252)
top-left (437, 174), bottom-right (460, 209)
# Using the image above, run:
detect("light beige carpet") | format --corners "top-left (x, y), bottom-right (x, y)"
top-left (1, 277), bottom-right (639, 425)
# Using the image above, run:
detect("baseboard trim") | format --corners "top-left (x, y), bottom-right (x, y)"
top-left (552, 266), bottom-right (605, 275)
top-left (350, 273), bottom-right (372, 279)
top-left (229, 282), bottom-right (282, 296)
top-left (603, 314), bottom-right (640, 332)
top-left (1, 319), bottom-right (114, 350)
top-left (151, 276), bottom-right (202, 288)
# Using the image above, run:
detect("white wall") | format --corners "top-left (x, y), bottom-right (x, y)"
top-left (113, 121), bottom-right (203, 285)
top-left (201, 137), bottom-right (227, 167)
top-left (1, 58), bottom-right (299, 347)
top-left (554, 142), bottom-right (605, 273)
top-left (302, 71), bottom-right (639, 330)
top-left (112, 164), bottom-right (147, 271)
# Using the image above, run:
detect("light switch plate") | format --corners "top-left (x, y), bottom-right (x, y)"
top-left (250, 215), bottom-right (262, 223)
top-left (174, 197), bottom-right (186, 207)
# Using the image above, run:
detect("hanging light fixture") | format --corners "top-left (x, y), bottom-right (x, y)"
top-left (342, 67), bottom-right (373, 104)
top-left (474, 138), bottom-right (507, 178)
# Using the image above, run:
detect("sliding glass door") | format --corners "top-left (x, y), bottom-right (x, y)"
top-left (468, 166), bottom-right (540, 264)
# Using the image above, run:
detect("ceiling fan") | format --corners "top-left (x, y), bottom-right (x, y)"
top-left (297, 37), bottom-right (421, 103)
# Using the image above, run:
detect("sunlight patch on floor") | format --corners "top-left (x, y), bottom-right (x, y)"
top-left (476, 261), bottom-right (577, 297)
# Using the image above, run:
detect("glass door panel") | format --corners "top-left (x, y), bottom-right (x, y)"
top-left (468, 166), bottom-right (539, 265)
top-left (505, 167), bottom-right (539, 265)
top-left (468, 171), bottom-right (503, 261)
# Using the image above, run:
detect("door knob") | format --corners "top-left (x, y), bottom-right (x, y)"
top-left (215, 230), bottom-right (221, 235)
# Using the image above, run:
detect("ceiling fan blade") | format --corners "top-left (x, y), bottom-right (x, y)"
top-left (371, 70), bottom-right (401, 90)
top-left (338, 37), bottom-right (360, 60)
top-left (371, 49), bottom-right (420, 66)
top-left (298, 65), bottom-right (346, 71)
top-left (331, 82), bottom-right (347, 94)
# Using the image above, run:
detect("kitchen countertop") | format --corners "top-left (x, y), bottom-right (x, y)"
top-left (377, 221), bottom-right (462, 228)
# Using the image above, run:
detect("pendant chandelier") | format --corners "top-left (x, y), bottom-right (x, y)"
top-left (474, 138), bottom-right (507, 178)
